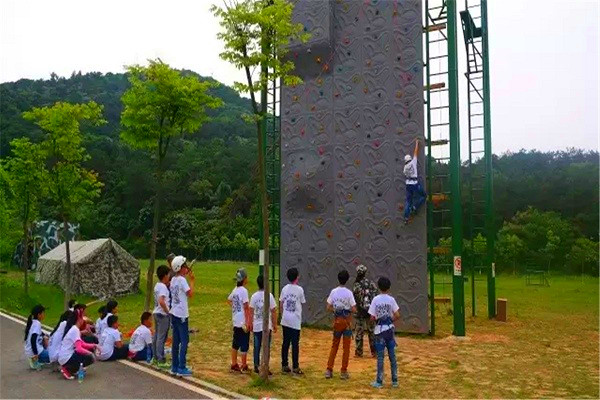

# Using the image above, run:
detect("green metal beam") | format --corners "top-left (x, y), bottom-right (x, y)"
top-left (447, 0), bottom-right (466, 336)
top-left (481, 0), bottom-right (496, 318)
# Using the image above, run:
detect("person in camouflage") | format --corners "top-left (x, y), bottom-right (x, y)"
top-left (352, 264), bottom-right (378, 357)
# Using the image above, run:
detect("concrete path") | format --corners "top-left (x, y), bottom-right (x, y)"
top-left (0, 314), bottom-right (213, 399)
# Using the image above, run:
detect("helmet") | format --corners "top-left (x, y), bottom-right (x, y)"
top-left (404, 154), bottom-right (412, 163)
top-left (171, 256), bottom-right (187, 272)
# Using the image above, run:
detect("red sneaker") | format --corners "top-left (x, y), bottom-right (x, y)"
top-left (230, 364), bottom-right (241, 373)
top-left (61, 366), bottom-right (74, 380)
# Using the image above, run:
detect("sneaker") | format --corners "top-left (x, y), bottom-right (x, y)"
top-left (403, 218), bottom-right (409, 226)
top-left (325, 369), bottom-right (333, 379)
top-left (282, 366), bottom-right (292, 374)
top-left (169, 368), bottom-right (179, 376)
top-left (61, 367), bottom-right (74, 380)
top-left (178, 367), bottom-right (193, 377)
top-left (157, 361), bottom-right (170, 370)
top-left (292, 368), bottom-right (304, 375)
top-left (230, 364), bottom-right (241, 373)
top-left (240, 365), bottom-right (250, 373)
top-left (371, 381), bottom-right (383, 389)
top-left (340, 371), bottom-right (350, 380)
top-left (29, 358), bottom-right (39, 370)
top-left (254, 366), bottom-right (260, 374)
top-left (392, 381), bottom-right (399, 388)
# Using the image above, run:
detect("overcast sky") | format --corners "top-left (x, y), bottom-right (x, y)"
top-left (1, 0), bottom-right (597, 154)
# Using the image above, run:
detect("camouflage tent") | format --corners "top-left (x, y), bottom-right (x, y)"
top-left (36, 239), bottom-right (139, 299)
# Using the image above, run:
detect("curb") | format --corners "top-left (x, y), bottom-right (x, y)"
top-left (1, 309), bottom-right (250, 400)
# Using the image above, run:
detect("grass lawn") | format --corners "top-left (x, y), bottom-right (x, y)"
top-left (1, 261), bottom-right (598, 398)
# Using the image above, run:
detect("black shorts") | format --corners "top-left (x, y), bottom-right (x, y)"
top-left (232, 327), bottom-right (250, 353)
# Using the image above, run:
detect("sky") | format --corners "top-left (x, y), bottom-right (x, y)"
top-left (0, 0), bottom-right (598, 154)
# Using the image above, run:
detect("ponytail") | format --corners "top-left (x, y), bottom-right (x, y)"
top-left (51, 310), bottom-right (73, 336)
top-left (62, 310), bottom-right (79, 340)
top-left (24, 304), bottom-right (45, 341)
top-left (24, 315), bottom-right (33, 341)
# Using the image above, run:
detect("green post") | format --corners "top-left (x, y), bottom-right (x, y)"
top-left (447, 0), bottom-right (465, 336)
top-left (424, 0), bottom-right (435, 337)
top-left (481, 0), bottom-right (496, 318)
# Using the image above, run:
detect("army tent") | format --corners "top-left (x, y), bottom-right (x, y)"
top-left (36, 239), bottom-right (139, 299)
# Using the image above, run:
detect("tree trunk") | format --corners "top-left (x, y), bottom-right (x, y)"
top-left (145, 156), bottom-right (164, 311)
top-left (22, 222), bottom-right (29, 296)
top-left (63, 218), bottom-right (72, 311)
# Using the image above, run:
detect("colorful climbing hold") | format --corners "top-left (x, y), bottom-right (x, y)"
top-left (363, 87), bottom-right (369, 94)
top-left (326, 231), bottom-right (333, 239)
top-left (354, 159), bottom-right (361, 166)
top-left (316, 217), bottom-right (323, 225)
top-left (318, 146), bottom-right (325, 155)
top-left (315, 56), bottom-right (321, 64)
top-left (306, 203), bottom-right (314, 211)
top-left (316, 78), bottom-right (323, 85)
top-left (322, 64), bottom-right (329, 72)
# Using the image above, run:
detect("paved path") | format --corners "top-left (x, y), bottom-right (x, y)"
top-left (0, 314), bottom-right (210, 399)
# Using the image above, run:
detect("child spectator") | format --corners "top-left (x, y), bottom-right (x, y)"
top-left (74, 303), bottom-right (98, 344)
top-left (249, 274), bottom-right (277, 374)
top-left (95, 306), bottom-right (106, 337)
top-left (368, 277), bottom-right (400, 388)
top-left (227, 268), bottom-right (252, 373)
top-left (48, 310), bottom-right (73, 364)
top-left (68, 299), bottom-right (76, 312)
top-left (353, 264), bottom-right (378, 358)
top-left (98, 315), bottom-right (129, 361)
top-left (153, 265), bottom-right (171, 368)
top-left (24, 304), bottom-right (49, 369)
top-left (325, 270), bottom-right (356, 380)
top-left (97, 300), bottom-right (118, 337)
top-left (58, 310), bottom-right (96, 380)
top-left (280, 267), bottom-right (305, 375)
top-left (169, 255), bottom-right (195, 377)
top-left (129, 312), bottom-right (153, 361)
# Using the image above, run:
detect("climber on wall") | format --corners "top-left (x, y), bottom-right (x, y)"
top-left (403, 139), bottom-right (426, 225)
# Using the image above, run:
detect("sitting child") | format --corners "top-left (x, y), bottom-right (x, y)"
top-left (128, 312), bottom-right (153, 362)
top-left (48, 310), bottom-right (73, 365)
top-left (24, 304), bottom-right (49, 369)
top-left (98, 315), bottom-right (129, 361)
top-left (58, 310), bottom-right (97, 380)
top-left (368, 277), bottom-right (400, 389)
top-left (97, 300), bottom-right (118, 338)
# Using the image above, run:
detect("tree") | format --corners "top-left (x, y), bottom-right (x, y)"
top-left (212, 0), bottom-right (306, 380)
top-left (496, 233), bottom-right (525, 274)
top-left (23, 101), bottom-right (105, 309)
top-left (567, 238), bottom-right (599, 277)
top-left (120, 59), bottom-right (223, 311)
top-left (3, 138), bottom-right (48, 294)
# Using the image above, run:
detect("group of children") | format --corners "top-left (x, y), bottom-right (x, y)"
top-left (23, 255), bottom-right (401, 388)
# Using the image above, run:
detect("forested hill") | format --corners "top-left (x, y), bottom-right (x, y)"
top-left (0, 72), bottom-right (598, 274)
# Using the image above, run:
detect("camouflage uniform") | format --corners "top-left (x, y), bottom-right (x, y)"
top-left (352, 265), bottom-right (378, 357)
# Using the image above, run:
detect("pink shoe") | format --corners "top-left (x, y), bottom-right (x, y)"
top-left (61, 366), bottom-right (74, 380)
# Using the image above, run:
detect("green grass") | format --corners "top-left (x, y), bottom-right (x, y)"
top-left (1, 262), bottom-right (598, 398)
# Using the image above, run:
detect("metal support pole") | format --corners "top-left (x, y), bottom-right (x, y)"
top-left (447, 0), bottom-right (465, 336)
top-left (481, 0), bottom-right (496, 318)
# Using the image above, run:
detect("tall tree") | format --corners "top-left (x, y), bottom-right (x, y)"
top-left (3, 138), bottom-right (48, 294)
top-left (120, 59), bottom-right (223, 311)
top-left (23, 101), bottom-right (105, 309)
top-left (212, 0), bottom-right (306, 380)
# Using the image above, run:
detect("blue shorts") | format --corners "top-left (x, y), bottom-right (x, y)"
top-left (232, 327), bottom-right (250, 353)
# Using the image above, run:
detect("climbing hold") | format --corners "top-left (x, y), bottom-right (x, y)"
top-left (319, 124), bottom-right (324, 132)
top-left (377, 192), bottom-right (382, 197)
top-left (318, 181), bottom-right (324, 189)
top-left (316, 78), bottom-right (323, 85)
top-left (367, 133), bottom-right (371, 138)
top-left (294, 172), bottom-right (300, 179)
top-left (334, 92), bottom-right (340, 98)
top-left (366, 59), bottom-right (372, 67)
top-left (346, 193), bottom-right (353, 201)
top-left (319, 90), bottom-right (324, 96)
top-left (291, 117), bottom-right (296, 123)
top-left (306, 203), bottom-right (314, 211)
top-left (353, 184), bottom-right (359, 190)
top-left (322, 64), bottom-right (329, 72)
top-left (352, 75), bottom-right (361, 83)
top-left (316, 217), bottom-right (323, 225)
top-left (338, 172), bottom-right (344, 178)
top-left (300, 128), bottom-right (305, 136)
top-left (393, 9), bottom-right (398, 17)
top-left (326, 230), bottom-right (333, 238)
top-left (355, 232), bottom-right (361, 238)
top-left (374, 140), bottom-right (381, 147)
top-left (386, 119), bottom-right (390, 125)
top-left (396, 90), bottom-right (403, 98)
top-left (383, 220), bottom-right (390, 228)
top-left (355, 122), bottom-right (361, 128)
top-left (368, 205), bottom-right (373, 213)
top-left (354, 159), bottom-right (361, 166)
top-left (397, 127), bottom-right (403, 134)
top-left (318, 146), bottom-right (325, 155)
top-left (299, 223), bottom-right (303, 230)
top-left (311, 105), bottom-right (316, 111)
top-left (293, 95), bottom-right (299, 102)
top-left (343, 38), bottom-right (350, 45)
top-left (363, 87), bottom-right (369, 94)
top-left (338, 208), bottom-right (344, 214)
top-left (315, 56), bottom-right (321, 64)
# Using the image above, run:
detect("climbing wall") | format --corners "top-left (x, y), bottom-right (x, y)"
top-left (280, 0), bottom-right (427, 333)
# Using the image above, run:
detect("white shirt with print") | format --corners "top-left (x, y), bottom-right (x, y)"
top-left (129, 324), bottom-right (152, 353)
top-left (250, 291), bottom-right (276, 332)
top-left (327, 286), bottom-right (356, 313)
top-left (153, 282), bottom-right (170, 315)
top-left (48, 320), bottom-right (67, 362)
top-left (280, 284), bottom-right (306, 330)
top-left (404, 157), bottom-right (418, 184)
top-left (98, 327), bottom-right (121, 360)
top-left (58, 325), bottom-right (81, 365)
top-left (24, 319), bottom-right (44, 358)
top-left (169, 275), bottom-right (191, 319)
top-left (96, 312), bottom-right (113, 337)
top-left (368, 293), bottom-right (400, 334)
top-left (228, 286), bottom-right (249, 328)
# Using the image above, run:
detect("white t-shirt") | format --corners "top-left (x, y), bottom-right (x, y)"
top-left (48, 321), bottom-right (67, 362)
top-left (24, 319), bottom-right (44, 358)
top-left (250, 291), bottom-right (276, 332)
top-left (327, 286), bottom-right (356, 313)
top-left (96, 312), bottom-right (113, 337)
top-left (228, 286), bottom-right (250, 328)
top-left (404, 157), bottom-right (418, 184)
top-left (153, 282), bottom-right (170, 315)
top-left (98, 327), bottom-right (121, 361)
top-left (58, 325), bottom-right (81, 365)
top-left (280, 284), bottom-right (306, 330)
top-left (94, 317), bottom-right (102, 335)
top-left (169, 276), bottom-right (191, 319)
top-left (129, 325), bottom-right (152, 353)
top-left (368, 294), bottom-right (400, 334)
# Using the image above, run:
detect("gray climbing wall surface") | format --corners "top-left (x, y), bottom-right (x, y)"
top-left (280, 0), bottom-right (426, 333)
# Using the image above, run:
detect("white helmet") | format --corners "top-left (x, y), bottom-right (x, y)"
top-left (171, 256), bottom-right (187, 272)
top-left (404, 154), bottom-right (412, 163)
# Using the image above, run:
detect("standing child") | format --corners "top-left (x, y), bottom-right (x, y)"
top-left (368, 277), bottom-right (400, 388)
top-left (58, 310), bottom-right (97, 380)
top-left (129, 312), bottom-right (153, 361)
top-left (227, 268), bottom-right (252, 373)
top-left (153, 265), bottom-right (171, 368)
top-left (48, 310), bottom-right (74, 364)
top-left (325, 270), bottom-right (356, 380)
top-left (98, 315), bottom-right (129, 361)
top-left (280, 267), bottom-right (306, 375)
top-left (249, 274), bottom-right (277, 374)
top-left (169, 255), bottom-right (195, 377)
top-left (24, 304), bottom-right (49, 369)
